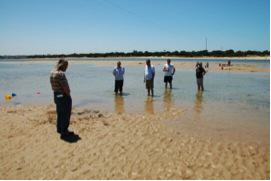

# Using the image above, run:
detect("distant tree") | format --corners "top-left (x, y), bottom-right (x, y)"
top-left (225, 49), bottom-right (235, 56)
top-left (210, 50), bottom-right (224, 57)
top-left (0, 49), bottom-right (270, 59)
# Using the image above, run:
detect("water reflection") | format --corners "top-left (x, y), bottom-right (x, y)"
top-left (114, 95), bottom-right (125, 114)
top-left (145, 97), bottom-right (154, 114)
top-left (163, 89), bottom-right (174, 111)
top-left (194, 91), bottom-right (203, 114)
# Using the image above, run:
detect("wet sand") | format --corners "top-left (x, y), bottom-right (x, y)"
top-left (89, 60), bottom-right (269, 73)
top-left (0, 105), bottom-right (269, 179)
top-left (20, 57), bottom-right (269, 73)
top-left (29, 59), bottom-right (269, 73)
top-left (19, 55), bottom-right (270, 62)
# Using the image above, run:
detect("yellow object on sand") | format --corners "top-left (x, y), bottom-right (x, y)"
top-left (5, 94), bottom-right (12, 101)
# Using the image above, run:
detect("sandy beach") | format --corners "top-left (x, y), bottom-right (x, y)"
top-left (0, 105), bottom-right (269, 179)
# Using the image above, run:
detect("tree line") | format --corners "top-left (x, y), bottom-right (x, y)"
top-left (0, 50), bottom-right (269, 59)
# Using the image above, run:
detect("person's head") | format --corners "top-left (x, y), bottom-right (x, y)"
top-left (196, 62), bottom-right (199, 67)
top-left (146, 59), bottom-right (151, 66)
top-left (56, 59), bottom-right (68, 71)
top-left (117, 61), bottom-right (121, 68)
top-left (199, 62), bottom-right (203, 68)
top-left (167, 59), bottom-right (171, 64)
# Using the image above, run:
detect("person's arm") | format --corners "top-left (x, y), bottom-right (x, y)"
top-left (59, 74), bottom-right (70, 96)
top-left (62, 85), bottom-right (70, 96)
top-left (172, 66), bottom-right (176, 75)
top-left (143, 73), bottom-right (146, 82)
top-left (113, 69), bottom-right (116, 76)
top-left (203, 68), bottom-right (207, 75)
top-left (152, 67), bottom-right (155, 79)
top-left (163, 65), bottom-right (167, 72)
top-left (143, 67), bottom-right (146, 82)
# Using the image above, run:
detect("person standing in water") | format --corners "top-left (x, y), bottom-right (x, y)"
top-left (163, 59), bottom-right (175, 89)
top-left (205, 62), bottom-right (209, 69)
top-left (113, 61), bottom-right (125, 95)
top-left (144, 59), bottom-right (155, 96)
top-left (50, 59), bottom-right (73, 139)
top-left (196, 62), bottom-right (206, 91)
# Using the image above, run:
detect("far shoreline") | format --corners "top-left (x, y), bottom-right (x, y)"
top-left (0, 56), bottom-right (269, 61)
top-left (1, 56), bottom-right (268, 73)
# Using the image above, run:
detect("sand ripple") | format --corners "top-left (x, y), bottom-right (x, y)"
top-left (0, 105), bottom-right (269, 179)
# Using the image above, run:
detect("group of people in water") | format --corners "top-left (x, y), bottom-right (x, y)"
top-left (50, 58), bottom-right (207, 140)
top-left (112, 59), bottom-right (176, 97)
top-left (112, 59), bottom-right (206, 96)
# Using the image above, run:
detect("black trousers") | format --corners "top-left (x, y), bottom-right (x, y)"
top-left (114, 80), bottom-right (124, 93)
top-left (164, 76), bottom-right (173, 83)
top-left (54, 92), bottom-right (72, 134)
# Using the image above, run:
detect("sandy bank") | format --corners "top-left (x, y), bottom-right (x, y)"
top-left (18, 59), bottom-right (269, 73)
top-left (7, 56), bottom-right (269, 62)
top-left (0, 105), bottom-right (269, 179)
top-left (76, 60), bottom-right (269, 73)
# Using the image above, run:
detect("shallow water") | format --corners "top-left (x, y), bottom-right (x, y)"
top-left (0, 59), bottom-right (269, 143)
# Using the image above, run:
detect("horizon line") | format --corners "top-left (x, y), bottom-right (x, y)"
top-left (0, 49), bottom-right (270, 57)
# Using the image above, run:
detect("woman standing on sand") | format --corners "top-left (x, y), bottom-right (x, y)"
top-left (50, 59), bottom-right (73, 139)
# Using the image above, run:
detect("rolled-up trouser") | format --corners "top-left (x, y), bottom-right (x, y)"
top-left (197, 78), bottom-right (204, 90)
top-left (54, 92), bottom-right (72, 134)
top-left (164, 76), bottom-right (173, 83)
top-left (146, 79), bottom-right (154, 89)
top-left (114, 80), bottom-right (124, 93)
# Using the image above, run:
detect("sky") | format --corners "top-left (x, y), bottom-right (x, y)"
top-left (0, 0), bottom-right (270, 55)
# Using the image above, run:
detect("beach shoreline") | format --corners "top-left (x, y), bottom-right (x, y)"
top-left (1, 55), bottom-right (269, 61)
top-left (0, 105), bottom-right (269, 179)
top-left (1, 57), bottom-right (268, 73)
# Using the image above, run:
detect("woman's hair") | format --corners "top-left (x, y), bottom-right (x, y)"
top-left (56, 58), bottom-right (68, 71)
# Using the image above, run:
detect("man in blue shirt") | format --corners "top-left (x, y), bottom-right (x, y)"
top-left (113, 61), bottom-right (125, 95)
top-left (144, 59), bottom-right (155, 96)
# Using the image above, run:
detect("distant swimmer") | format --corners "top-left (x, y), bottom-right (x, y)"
top-left (163, 59), bottom-right (176, 89)
top-left (144, 59), bottom-right (155, 96)
top-left (113, 61), bottom-right (125, 95)
top-left (196, 62), bottom-right (206, 91)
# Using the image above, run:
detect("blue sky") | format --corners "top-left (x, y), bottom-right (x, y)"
top-left (0, 0), bottom-right (269, 55)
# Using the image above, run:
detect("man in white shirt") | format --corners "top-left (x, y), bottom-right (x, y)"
top-left (163, 59), bottom-right (175, 89)
top-left (144, 59), bottom-right (155, 96)
top-left (113, 61), bottom-right (125, 95)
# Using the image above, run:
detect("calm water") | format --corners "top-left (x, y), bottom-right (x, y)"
top-left (0, 59), bottom-right (269, 143)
